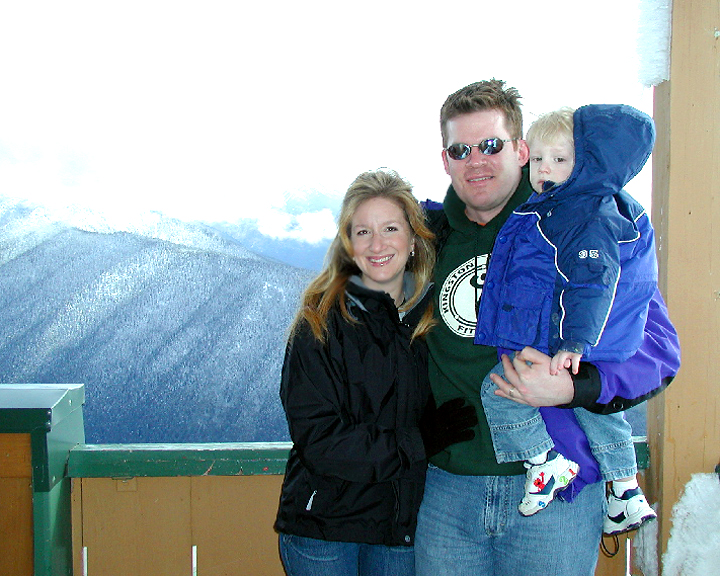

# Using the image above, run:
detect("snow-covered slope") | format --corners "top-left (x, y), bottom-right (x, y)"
top-left (0, 197), bottom-right (314, 443)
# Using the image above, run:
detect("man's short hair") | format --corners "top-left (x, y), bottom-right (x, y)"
top-left (440, 79), bottom-right (523, 146)
top-left (526, 107), bottom-right (575, 147)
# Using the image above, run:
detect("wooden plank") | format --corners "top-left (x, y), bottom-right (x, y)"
top-left (649, 0), bottom-right (720, 562)
top-left (190, 475), bottom-right (285, 576)
top-left (0, 433), bottom-right (33, 575)
top-left (0, 477), bottom-right (34, 575)
top-left (71, 477), bottom-right (84, 576)
top-left (0, 433), bottom-right (32, 478)
top-left (80, 477), bottom-right (192, 576)
top-left (68, 442), bottom-right (292, 478)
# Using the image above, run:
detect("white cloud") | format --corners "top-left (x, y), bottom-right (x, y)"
top-left (0, 0), bottom-right (657, 230)
top-left (257, 208), bottom-right (337, 243)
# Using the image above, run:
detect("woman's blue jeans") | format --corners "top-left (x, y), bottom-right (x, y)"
top-left (414, 465), bottom-right (604, 576)
top-left (279, 533), bottom-right (415, 576)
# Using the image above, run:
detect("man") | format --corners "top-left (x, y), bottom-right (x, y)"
top-left (414, 80), bottom-right (680, 575)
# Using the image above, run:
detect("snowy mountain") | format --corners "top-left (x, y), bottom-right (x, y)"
top-left (0, 196), bottom-right (648, 443)
top-left (209, 219), bottom-right (331, 271)
top-left (0, 197), bottom-right (315, 443)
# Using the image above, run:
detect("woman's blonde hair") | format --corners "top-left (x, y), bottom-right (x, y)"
top-left (289, 169), bottom-right (435, 343)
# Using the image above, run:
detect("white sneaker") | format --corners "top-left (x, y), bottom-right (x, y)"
top-left (604, 486), bottom-right (657, 535)
top-left (518, 450), bottom-right (579, 516)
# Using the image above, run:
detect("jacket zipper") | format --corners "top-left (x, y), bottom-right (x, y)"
top-left (306, 490), bottom-right (317, 511)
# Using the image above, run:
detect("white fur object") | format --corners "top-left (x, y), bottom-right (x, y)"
top-left (637, 0), bottom-right (673, 86)
top-left (633, 503), bottom-right (659, 576)
top-left (663, 473), bottom-right (720, 576)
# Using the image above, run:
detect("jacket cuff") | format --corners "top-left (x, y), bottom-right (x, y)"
top-left (560, 362), bottom-right (601, 409)
top-left (558, 340), bottom-right (586, 355)
top-left (396, 427), bottom-right (428, 466)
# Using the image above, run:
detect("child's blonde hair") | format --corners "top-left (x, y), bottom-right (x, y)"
top-left (526, 107), bottom-right (575, 146)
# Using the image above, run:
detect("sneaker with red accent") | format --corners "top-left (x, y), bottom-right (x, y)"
top-left (604, 486), bottom-right (657, 535)
top-left (518, 450), bottom-right (579, 516)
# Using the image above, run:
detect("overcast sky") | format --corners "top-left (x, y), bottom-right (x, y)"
top-left (0, 1), bottom-right (656, 243)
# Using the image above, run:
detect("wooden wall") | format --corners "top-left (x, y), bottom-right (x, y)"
top-left (72, 475), bottom-right (286, 576)
top-left (0, 434), bottom-right (34, 575)
top-left (648, 0), bottom-right (720, 567)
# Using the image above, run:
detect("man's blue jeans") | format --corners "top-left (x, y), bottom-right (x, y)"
top-left (481, 361), bottom-right (638, 481)
top-left (279, 533), bottom-right (415, 576)
top-left (415, 465), bottom-right (604, 576)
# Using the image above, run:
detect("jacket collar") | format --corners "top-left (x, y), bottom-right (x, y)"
top-left (346, 273), bottom-right (432, 321)
top-left (443, 166), bottom-right (533, 236)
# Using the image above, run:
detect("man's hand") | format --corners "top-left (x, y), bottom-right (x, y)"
top-left (489, 347), bottom-right (575, 407)
top-left (420, 397), bottom-right (478, 458)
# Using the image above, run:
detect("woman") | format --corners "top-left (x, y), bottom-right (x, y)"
top-left (274, 169), bottom-right (441, 576)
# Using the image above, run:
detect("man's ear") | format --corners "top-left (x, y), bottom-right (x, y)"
top-left (442, 149), bottom-right (451, 175)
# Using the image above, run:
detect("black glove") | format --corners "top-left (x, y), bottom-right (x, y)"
top-left (420, 396), bottom-right (478, 458)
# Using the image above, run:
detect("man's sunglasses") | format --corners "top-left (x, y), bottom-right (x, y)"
top-left (444, 138), bottom-right (516, 160)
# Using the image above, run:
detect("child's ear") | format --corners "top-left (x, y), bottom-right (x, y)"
top-left (517, 139), bottom-right (530, 166)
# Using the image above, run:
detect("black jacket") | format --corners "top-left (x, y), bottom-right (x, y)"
top-left (274, 278), bottom-right (431, 546)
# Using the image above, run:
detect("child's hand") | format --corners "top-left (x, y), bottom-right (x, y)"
top-left (550, 351), bottom-right (582, 375)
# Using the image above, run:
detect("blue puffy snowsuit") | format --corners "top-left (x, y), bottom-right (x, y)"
top-left (474, 104), bottom-right (658, 363)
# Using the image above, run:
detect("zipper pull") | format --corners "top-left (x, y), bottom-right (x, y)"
top-left (306, 490), bottom-right (317, 511)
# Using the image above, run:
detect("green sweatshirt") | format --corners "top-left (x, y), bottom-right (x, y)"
top-left (427, 175), bottom-right (533, 476)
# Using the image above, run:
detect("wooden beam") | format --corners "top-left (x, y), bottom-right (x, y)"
top-left (648, 0), bottom-right (720, 565)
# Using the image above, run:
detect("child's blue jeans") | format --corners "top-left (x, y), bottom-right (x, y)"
top-left (481, 361), bottom-right (638, 481)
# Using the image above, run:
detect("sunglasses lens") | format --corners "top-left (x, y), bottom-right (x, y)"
top-left (447, 140), bottom-right (508, 159)
top-left (479, 138), bottom-right (504, 155)
top-left (447, 144), bottom-right (470, 160)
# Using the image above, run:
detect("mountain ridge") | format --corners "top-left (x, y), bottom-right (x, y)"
top-left (0, 196), bottom-right (313, 443)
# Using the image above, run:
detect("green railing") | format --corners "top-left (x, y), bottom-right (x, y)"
top-left (1, 383), bottom-right (649, 575)
top-left (67, 441), bottom-right (292, 477)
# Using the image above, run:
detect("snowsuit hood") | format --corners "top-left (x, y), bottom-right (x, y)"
top-left (546, 103), bottom-right (656, 200)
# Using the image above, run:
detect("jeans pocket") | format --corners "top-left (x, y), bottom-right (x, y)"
top-left (281, 533), bottom-right (343, 561)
